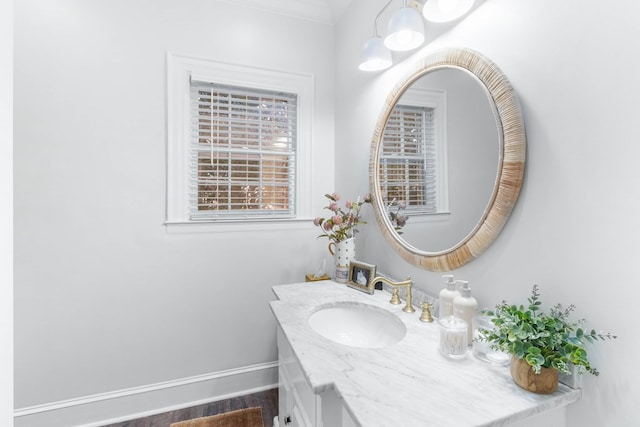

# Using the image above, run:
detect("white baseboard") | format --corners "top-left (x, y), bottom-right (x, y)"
top-left (14, 361), bottom-right (278, 427)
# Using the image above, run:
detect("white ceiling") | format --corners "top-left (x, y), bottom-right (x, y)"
top-left (218, 0), bottom-right (353, 25)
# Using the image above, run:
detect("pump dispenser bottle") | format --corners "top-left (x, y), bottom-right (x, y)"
top-left (438, 275), bottom-right (459, 318)
top-left (453, 280), bottom-right (478, 344)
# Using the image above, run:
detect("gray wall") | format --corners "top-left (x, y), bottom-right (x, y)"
top-left (2, 0), bottom-right (14, 426)
top-left (13, 0), bottom-right (336, 419)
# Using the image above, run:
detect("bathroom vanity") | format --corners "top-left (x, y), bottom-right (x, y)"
top-left (270, 281), bottom-right (581, 427)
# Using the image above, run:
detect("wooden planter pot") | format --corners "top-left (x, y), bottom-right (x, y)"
top-left (510, 357), bottom-right (558, 394)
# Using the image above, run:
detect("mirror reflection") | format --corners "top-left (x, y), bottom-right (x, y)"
top-left (369, 48), bottom-right (526, 271)
top-left (379, 67), bottom-right (501, 253)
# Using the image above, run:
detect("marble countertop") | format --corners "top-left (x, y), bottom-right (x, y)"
top-left (269, 280), bottom-right (582, 427)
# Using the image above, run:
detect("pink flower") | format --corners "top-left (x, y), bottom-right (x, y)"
top-left (314, 192), bottom-right (371, 244)
top-left (398, 201), bottom-right (406, 209)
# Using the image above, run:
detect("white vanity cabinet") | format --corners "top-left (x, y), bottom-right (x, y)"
top-left (271, 282), bottom-right (580, 427)
top-left (277, 327), bottom-right (356, 427)
top-left (276, 323), bottom-right (566, 427)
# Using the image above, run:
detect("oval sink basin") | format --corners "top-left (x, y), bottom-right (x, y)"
top-left (308, 302), bottom-right (406, 348)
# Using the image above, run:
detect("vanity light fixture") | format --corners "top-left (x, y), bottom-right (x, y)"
top-left (360, 0), bottom-right (473, 72)
top-left (422, 0), bottom-right (475, 23)
top-left (360, 0), bottom-right (425, 72)
top-left (359, 0), bottom-right (394, 72)
top-left (359, 36), bottom-right (393, 72)
top-left (384, 0), bottom-right (425, 51)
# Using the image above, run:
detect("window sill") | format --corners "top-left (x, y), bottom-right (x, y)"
top-left (164, 218), bottom-right (314, 234)
top-left (407, 212), bottom-right (451, 224)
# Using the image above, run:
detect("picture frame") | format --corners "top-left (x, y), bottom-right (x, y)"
top-left (347, 260), bottom-right (377, 294)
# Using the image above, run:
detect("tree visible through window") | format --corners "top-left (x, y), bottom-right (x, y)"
top-left (190, 81), bottom-right (297, 220)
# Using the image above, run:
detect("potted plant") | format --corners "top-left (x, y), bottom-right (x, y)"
top-left (478, 285), bottom-right (616, 394)
top-left (313, 193), bottom-right (371, 282)
top-left (313, 193), bottom-right (371, 245)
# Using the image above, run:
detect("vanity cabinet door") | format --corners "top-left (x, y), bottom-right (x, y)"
top-left (277, 326), bottom-right (357, 427)
top-left (277, 327), bottom-right (317, 427)
top-left (277, 358), bottom-right (293, 426)
top-left (318, 390), bottom-right (356, 427)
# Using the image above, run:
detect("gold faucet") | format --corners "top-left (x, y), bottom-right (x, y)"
top-left (370, 275), bottom-right (415, 313)
top-left (419, 302), bottom-right (434, 322)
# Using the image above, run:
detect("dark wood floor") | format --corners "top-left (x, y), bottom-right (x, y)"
top-left (101, 388), bottom-right (278, 427)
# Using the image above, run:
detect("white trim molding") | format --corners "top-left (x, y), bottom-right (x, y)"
top-left (14, 362), bottom-right (278, 427)
top-left (165, 217), bottom-right (314, 234)
top-left (216, 0), bottom-right (334, 25)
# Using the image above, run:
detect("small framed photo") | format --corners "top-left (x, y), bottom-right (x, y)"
top-left (347, 260), bottom-right (377, 294)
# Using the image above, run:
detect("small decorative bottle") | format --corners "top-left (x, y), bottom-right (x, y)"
top-left (453, 280), bottom-right (478, 344)
top-left (438, 274), bottom-right (459, 318)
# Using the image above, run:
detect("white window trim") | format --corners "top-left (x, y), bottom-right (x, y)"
top-left (166, 52), bottom-right (314, 232)
top-left (391, 87), bottom-right (449, 217)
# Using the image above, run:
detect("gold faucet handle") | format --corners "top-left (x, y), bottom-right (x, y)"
top-left (419, 302), bottom-right (434, 323)
top-left (389, 288), bottom-right (401, 305)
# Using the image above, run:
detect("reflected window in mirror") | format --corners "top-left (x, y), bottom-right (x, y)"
top-left (368, 48), bottom-right (526, 271)
top-left (380, 88), bottom-right (449, 222)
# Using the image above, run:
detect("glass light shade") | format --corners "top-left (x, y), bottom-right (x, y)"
top-left (384, 6), bottom-right (425, 52)
top-left (359, 36), bottom-right (392, 71)
top-left (422, 0), bottom-right (475, 23)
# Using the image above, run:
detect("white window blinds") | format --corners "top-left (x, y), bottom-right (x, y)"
top-left (189, 80), bottom-right (297, 220)
top-left (380, 104), bottom-right (438, 214)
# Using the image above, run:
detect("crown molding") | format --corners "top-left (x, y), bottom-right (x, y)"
top-left (217, 0), bottom-right (335, 25)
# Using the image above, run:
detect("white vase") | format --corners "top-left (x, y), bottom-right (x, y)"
top-left (329, 238), bottom-right (356, 283)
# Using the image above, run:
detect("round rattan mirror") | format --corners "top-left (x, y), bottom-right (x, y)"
top-left (369, 48), bottom-right (526, 271)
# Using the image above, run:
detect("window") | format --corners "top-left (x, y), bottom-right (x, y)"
top-left (166, 53), bottom-right (313, 230)
top-left (190, 81), bottom-right (296, 220)
top-left (379, 88), bottom-right (448, 216)
top-left (380, 104), bottom-right (436, 213)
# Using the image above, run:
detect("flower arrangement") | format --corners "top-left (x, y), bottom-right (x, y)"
top-left (479, 285), bottom-right (616, 376)
top-left (313, 193), bottom-right (371, 243)
top-left (387, 199), bottom-right (408, 234)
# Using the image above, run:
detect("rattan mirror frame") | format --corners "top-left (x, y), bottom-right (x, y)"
top-left (369, 48), bottom-right (526, 271)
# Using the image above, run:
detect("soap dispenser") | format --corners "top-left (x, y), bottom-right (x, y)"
top-left (438, 274), bottom-right (459, 318)
top-left (453, 280), bottom-right (478, 344)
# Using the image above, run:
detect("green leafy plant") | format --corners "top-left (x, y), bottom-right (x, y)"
top-left (479, 285), bottom-right (616, 376)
